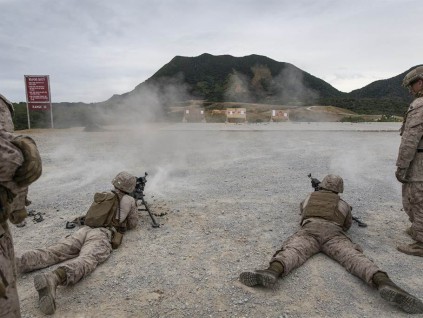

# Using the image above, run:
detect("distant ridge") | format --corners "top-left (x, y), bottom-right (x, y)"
top-left (106, 53), bottom-right (346, 106)
top-left (16, 55), bottom-right (419, 129)
top-left (103, 54), bottom-right (418, 115)
top-left (350, 65), bottom-right (422, 100)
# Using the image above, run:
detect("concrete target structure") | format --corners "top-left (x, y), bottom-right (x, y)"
top-left (270, 110), bottom-right (289, 122)
top-left (182, 107), bottom-right (206, 123)
top-left (226, 108), bottom-right (247, 123)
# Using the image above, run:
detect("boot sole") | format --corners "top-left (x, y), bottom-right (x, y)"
top-left (380, 285), bottom-right (423, 314)
top-left (34, 274), bottom-right (56, 315)
top-left (239, 271), bottom-right (276, 288)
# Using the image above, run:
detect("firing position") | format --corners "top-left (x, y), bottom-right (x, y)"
top-left (16, 171), bottom-right (139, 315)
top-left (239, 175), bottom-right (423, 314)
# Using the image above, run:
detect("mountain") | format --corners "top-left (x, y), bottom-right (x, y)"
top-left (103, 54), bottom-right (418, 116)
top-left (105, 53), bottom-right (347, 108)
top-left (318, 66), bottom-right (422, 115)
top-left (349, 66), bottom-right (421, 100)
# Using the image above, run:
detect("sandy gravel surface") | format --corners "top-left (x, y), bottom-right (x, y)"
top-left (11, 122), bottom-right (423, 317)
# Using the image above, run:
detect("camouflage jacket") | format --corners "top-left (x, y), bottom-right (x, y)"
top-left (397, 97), bottom-right (423, 181)
top-left (0, 96), bottom-right (26, 217)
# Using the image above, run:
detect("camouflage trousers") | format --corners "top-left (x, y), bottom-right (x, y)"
top-left (270, 219), bottom-right (382, 286)
top-left (0, 221), bottom-right (20, 318)
top-left (17, 226), bottom-right (112, 285)
top-left (402, 182), bottom-right (423, 243)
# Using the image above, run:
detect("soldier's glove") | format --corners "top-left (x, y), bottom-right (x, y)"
top-left (8, 208), bottom-right (28, 225)
top-left (11, 136), bottom-right (42, 187)
top-left (0, 186), bottom-right (15, 223)
top-left (0, 280), bottom-right (6, 299)
top-left (0, 268), bottom-right (8, 299)
top-left (395, 167), bottom-right (408, 183)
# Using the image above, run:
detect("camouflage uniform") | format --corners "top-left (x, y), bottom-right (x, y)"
top-left (396, 66), bottom-right (423, 256)
top-left (0, 94), bottom-right (42, 318)
top-left (396, 97), bottom-right (423, 243)
top-left (17, 191), bottom-right (138, 283)
top-left (270, 192), bottom-right (381, 285)
top-left (16, 172), bottom-right (138, 315)
top-left (240, 175), bottom-right (423, 314)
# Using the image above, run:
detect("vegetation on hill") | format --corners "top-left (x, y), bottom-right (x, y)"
top-left (11, 55), bottom-right (420, 129)
top-left (108, 54), bottom-right (417, 117)
top-left (144, 53), bottom-right (345, 102)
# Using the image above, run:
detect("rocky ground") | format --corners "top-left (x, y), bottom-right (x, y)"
top-left (11, 122), bottom-right (423, 317)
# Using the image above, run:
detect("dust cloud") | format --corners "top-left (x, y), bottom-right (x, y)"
top-left (223, 63), bottom-right (320, 107)
top-left (32, 69), bottom-right (400, 208)
top-left (271, 64), bottom-right (319, 104)
top-left (225, 71), bottom-right (254, 102)
top-left (84, 73), bottom-right (192, 127)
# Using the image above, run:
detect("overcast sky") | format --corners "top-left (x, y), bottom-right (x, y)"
top-left (1, 0), bottom-right (421, 103)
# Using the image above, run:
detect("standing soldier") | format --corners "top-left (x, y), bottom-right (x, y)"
top-left (396, 65), bottom-right (423, 256)
top-left (0, 94), bottom-right (42, 317)
top-left (239, 175), bottom-right (423, 314)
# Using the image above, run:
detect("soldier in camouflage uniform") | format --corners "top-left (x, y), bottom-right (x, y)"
top-left (16, 171), bottom-right (139, 315)
top-left (0, 94), bottom-right (42, 318)
top-left (239, 175), bottom-right (423, 314)
top-left (396, 66), bottom-right (423, 257)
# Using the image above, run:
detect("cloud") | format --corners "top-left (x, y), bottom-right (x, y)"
top-left (1, 0), bottom-right (422, 102)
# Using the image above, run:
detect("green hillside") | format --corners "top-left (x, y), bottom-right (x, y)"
top-left (12, 55), bottom-right (420, 128)
top-left (318, 66), bottom-right (422, 116)
top-left (108, 54), bottom-right (417, 116)
top-left (142, 53), bottom-right (345, 102)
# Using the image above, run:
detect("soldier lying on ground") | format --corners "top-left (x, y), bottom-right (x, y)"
top-left (16, 171), bottom-right (139, 315)
top-left (239, 175), bottom-right (423, 314)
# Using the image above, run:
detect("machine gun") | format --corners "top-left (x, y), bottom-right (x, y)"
top-left (131, 172), bottom-right (160, 228)
top-left (308, 173), bottom-right (321, 191)
top-left (307, 173), bottom-right (367, 228)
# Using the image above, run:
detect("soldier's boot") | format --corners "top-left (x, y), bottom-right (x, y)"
top-left (373, 272), bottom-right (423, 314)
top-left (239, 261), bottom-right (283, 288)
top-left (34, 268), bottom-right (66, 315)
top-left (397, 241), bottom-right (423, 257)
top-left (405, 227), bottom-right (418, 239)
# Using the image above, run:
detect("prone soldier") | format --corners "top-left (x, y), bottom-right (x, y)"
top-left (239, 174), bottom-right (423, 314)
top-left (16, 171), bottom-right (139, 315)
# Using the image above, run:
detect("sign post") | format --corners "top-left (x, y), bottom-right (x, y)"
top-left (24, 75), bottom-right (53, 129)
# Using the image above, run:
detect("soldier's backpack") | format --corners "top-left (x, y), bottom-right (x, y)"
top-left (84, 191), bottom-right (120, 228)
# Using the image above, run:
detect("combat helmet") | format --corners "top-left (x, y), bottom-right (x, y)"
top-left (112, 171), bottom-right (136, 193)
top-left (402, 66), bottom-right (423, 87)
top-left (320, 174), bottom-right (344, 193)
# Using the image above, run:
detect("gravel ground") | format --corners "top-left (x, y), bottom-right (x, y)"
top-left (10, 122), bottom-right (423, 318)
